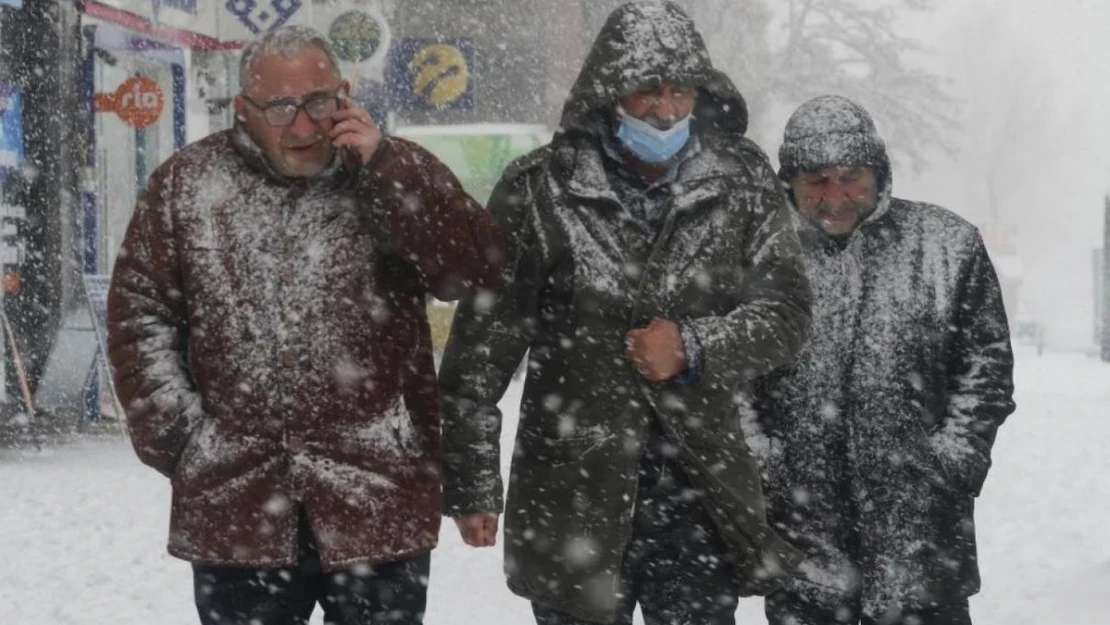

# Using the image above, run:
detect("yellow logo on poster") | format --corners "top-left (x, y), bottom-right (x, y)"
top-left (409, 43), bottom-right (470, 107)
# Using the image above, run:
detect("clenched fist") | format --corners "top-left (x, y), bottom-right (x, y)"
top-left (454, 513), bottom-right (499, 547)
top-left (626, 317), bottom-right (687, 382)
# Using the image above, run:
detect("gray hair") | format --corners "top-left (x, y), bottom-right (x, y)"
top-left (238, 25), bottom-right (342, 91)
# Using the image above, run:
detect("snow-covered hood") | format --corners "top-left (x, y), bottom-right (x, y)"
top-left (556, 0), bottom-right (749, 140)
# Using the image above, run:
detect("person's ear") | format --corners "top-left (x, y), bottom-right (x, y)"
top-left (233, 94), bottom-right (248, 123)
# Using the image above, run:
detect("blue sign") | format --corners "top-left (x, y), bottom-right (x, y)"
top-left (225, 0), bottom-right (302, 35)
top-left (0, 83), bottom-right (24, 171)
top-left (385, 38), bottom-right (475, 112)
top-left (0, 1), bottom-right (22, 8)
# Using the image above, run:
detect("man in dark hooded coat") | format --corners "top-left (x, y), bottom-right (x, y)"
top-left (746, 95), bottom-right (1016, 625)
top-left (438, 2), bottom-right (812, 624)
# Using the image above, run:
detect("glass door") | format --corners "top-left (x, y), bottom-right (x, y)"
top-left (94, 53), bottom-right (177, 273)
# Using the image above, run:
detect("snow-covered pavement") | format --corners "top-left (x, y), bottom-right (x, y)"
top-left (1, 345), bottom-right (1107, 624)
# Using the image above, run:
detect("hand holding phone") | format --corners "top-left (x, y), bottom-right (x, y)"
top-left (329, 94), bottom-right (383, 167)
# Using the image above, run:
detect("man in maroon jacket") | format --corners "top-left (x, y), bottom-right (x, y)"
top-left (106, 25), bottom-right (502, 625)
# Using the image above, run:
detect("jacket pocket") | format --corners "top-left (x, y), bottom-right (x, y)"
top-left (170, 418), bottom-right (207, 491)
top-left (909, 417), bottom-right (963, 497)
top-left (171, 422), bottom-right (270, 499)
top-left (516, 428), bottom-right (607, 468)
top-left (390, 397), bottom-right (424, 458)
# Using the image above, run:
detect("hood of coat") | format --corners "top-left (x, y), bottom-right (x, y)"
top-left (557, 1), bottom-right (749, 142)
top-left (777, 96), bottom-right (896, 249)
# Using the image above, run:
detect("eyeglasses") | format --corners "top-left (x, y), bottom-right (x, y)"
top-left (242, 88), bottom-right (342, 127)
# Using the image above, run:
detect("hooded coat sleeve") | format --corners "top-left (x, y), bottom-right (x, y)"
top-left (438, 170), bottom-right (542, 516)
top-left (931, 234), bottom-right (1016, 497)
top-left (107, 165), bottom-right (204, 478)
top-left (356, 137), bottom-right (503, 301)
top-left (686, 163), bottom-right (812, 388)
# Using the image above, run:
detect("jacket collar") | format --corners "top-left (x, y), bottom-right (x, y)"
top-left (560, 130), bottom-right (727, 204)
top-left (793, 184), bottom-right (895, 253)
top-left (230, 122), bottom-right (349, 191)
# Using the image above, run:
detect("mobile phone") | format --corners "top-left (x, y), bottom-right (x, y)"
top-left (332, 95), bottom-right (359, 167)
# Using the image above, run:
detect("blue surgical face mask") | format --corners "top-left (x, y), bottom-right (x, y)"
top-left (615, 109), bottom-right (692, 164)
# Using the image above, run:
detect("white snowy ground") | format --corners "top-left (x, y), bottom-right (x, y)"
top-left (1, 344), bottom-right (1107, 624)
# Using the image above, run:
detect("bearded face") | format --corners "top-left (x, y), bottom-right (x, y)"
top-left (791, 166), bottom-right (880, 238)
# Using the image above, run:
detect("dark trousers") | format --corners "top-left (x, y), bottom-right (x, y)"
top-left (766, 590), bottom-right (972, 625)
top-left (533, 432), bottom-right (742, 625)
top-left (193, 510), bottom-right (429, 625)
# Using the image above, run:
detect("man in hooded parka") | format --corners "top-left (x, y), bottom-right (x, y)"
top-left (745, 95), bottom-right (1016, 625)
top-left (438, 2), bottom-right (812, 624)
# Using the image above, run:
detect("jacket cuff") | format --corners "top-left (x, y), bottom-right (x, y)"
top-left (443, 489), bottom-right (504, 518)
top-left (676, 322), bottom-right (704, 384)
top-left (934, 443), bottom-right (991, 498)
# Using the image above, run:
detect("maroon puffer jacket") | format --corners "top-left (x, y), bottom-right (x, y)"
top-left (107, 127), bottom-right (502, 570)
